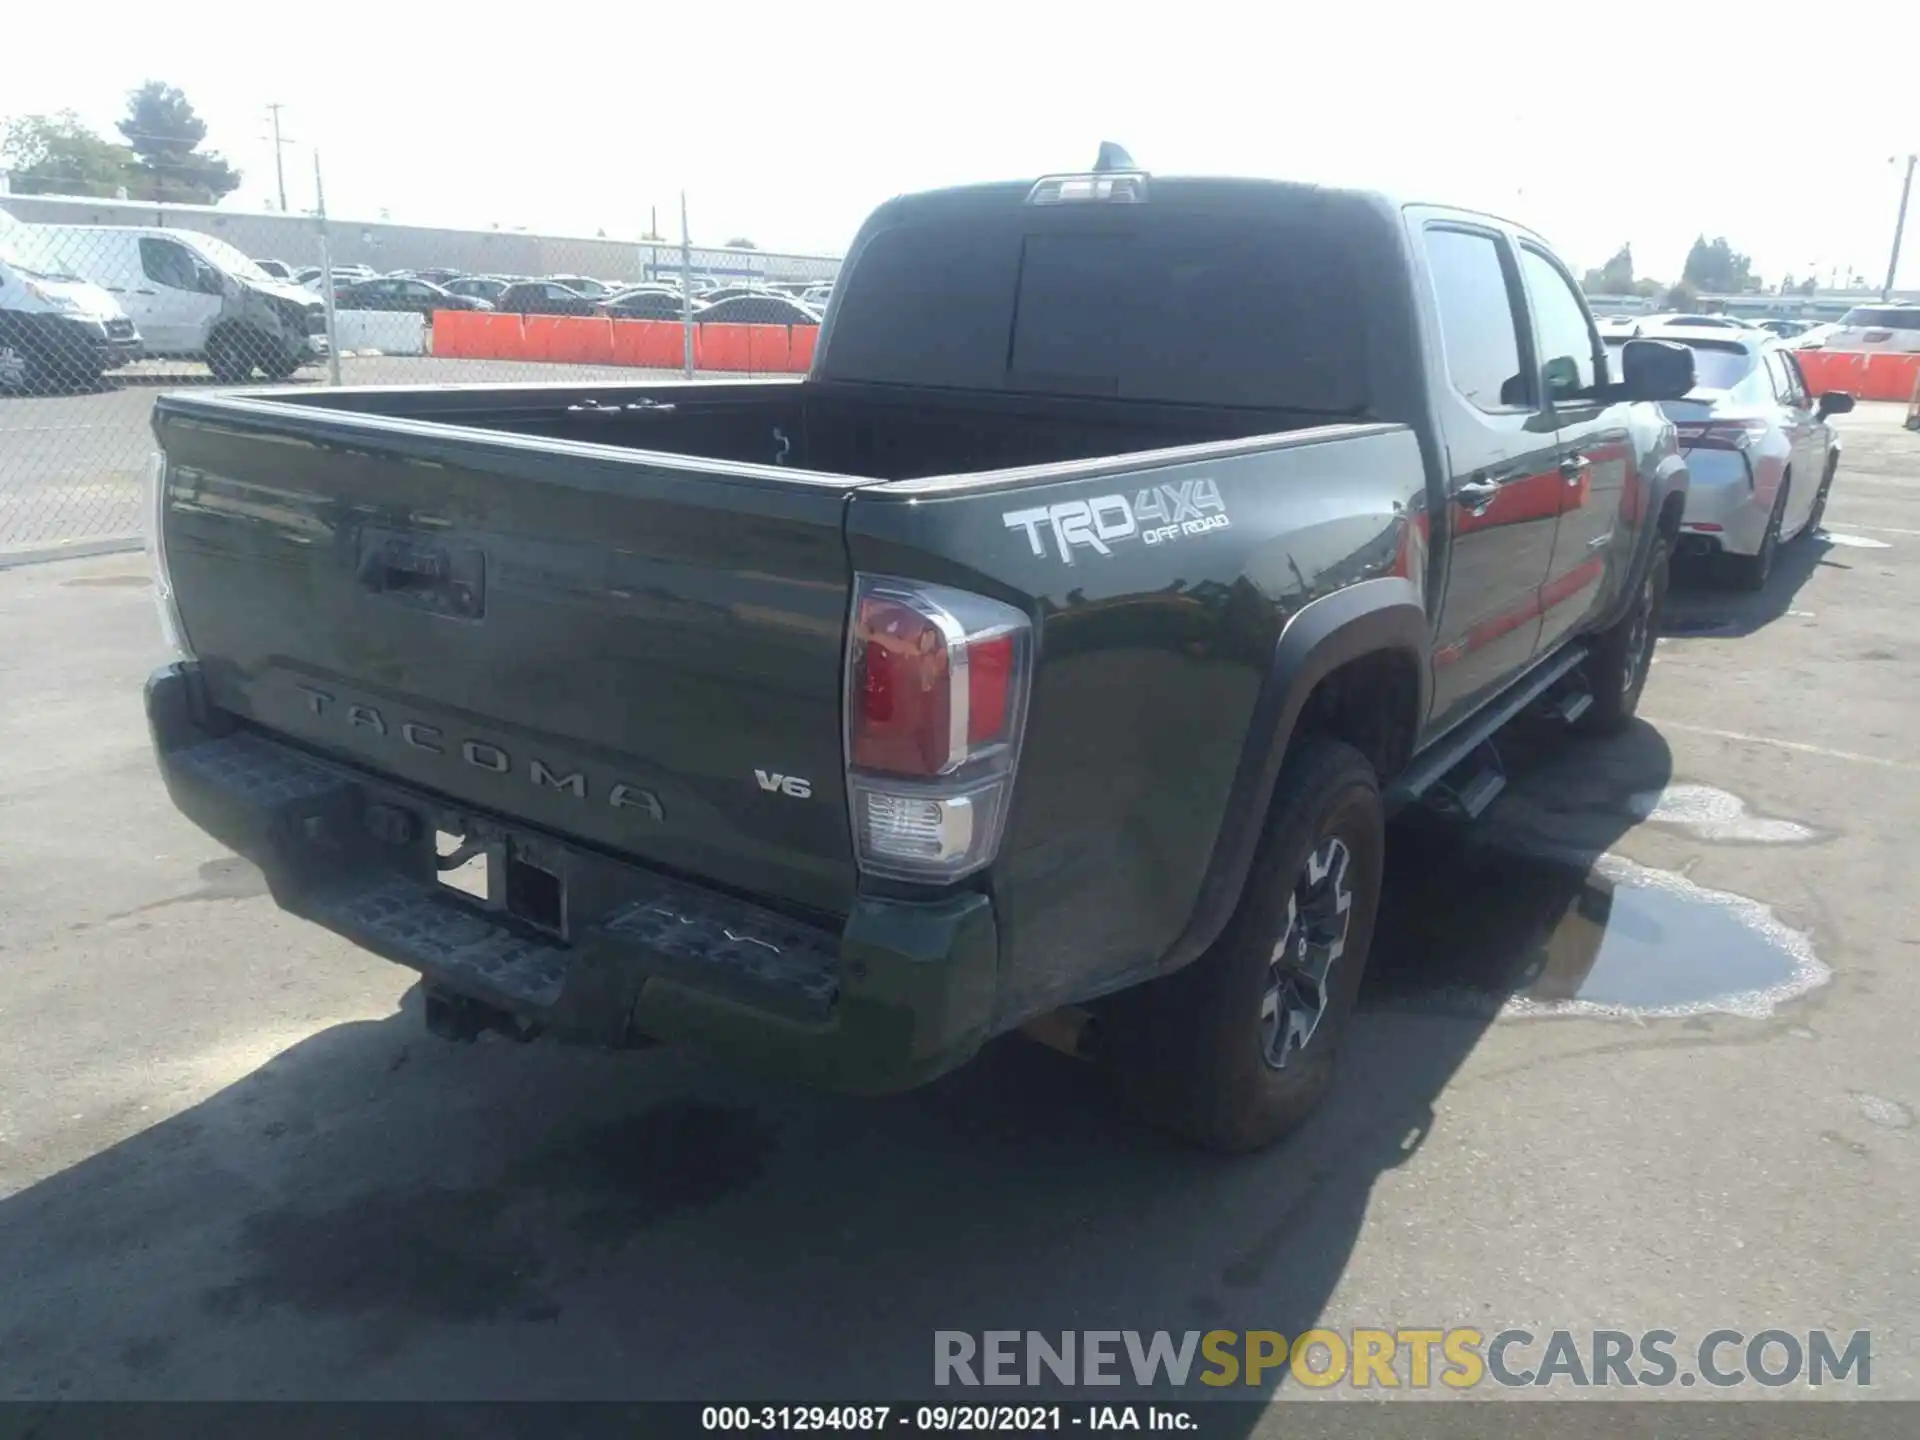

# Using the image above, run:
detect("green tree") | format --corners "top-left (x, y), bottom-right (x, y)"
top-left (0, 112), bottom-right (135, 197)
top-left (116, 82), bottom-right (240, 204)
top-left (1680, 235), bottom-right (1754, 294)
top-left (723, 237), bottom-right (758, 249)
top-left (1797, 277), bottom-right (1818, 296)
top-left (1582, 243), bottom-right (1638, 295)
top-left (1664, 280), bottom-right (1700, 311)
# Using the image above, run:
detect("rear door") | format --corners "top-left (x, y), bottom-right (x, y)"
top-left (1416, 221), bottom-right (1564, 734)
top-left (1765, 349), bottom-right (1821, 535)
top-left (1516, 242), bottom-right (1636, 654)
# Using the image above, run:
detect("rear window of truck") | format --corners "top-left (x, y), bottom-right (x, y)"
top-left (822, 199), bottom-right (1368, 413)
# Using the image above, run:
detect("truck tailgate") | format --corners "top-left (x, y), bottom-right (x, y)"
top-left (153, 394), bottom-right (866, 919)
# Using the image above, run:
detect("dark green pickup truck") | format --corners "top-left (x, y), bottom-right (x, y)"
top-left (145, 163), bottom-right (1694, 1149)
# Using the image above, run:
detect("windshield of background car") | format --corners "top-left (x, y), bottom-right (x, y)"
top-left (182, 233), bottom-right (273, 284)
top-left (1673, 340), bottom-right (1757, 393)
top-left (822, 190), bottom-right (1368, 412)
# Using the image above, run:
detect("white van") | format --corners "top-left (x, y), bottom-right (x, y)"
top-left (0, 230), bottom-right (141, 392)
top-left (31, 225), bottom-right (329, 381)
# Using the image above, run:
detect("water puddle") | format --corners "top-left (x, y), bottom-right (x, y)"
top-left (1626, 783), bottom-right (1822, 844)
top-left (1818, 532), bottom-right (1892, 550)
top-left (1366, 834), bottom-right (1828, 1020)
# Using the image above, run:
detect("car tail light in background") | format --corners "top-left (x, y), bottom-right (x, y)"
top-left (845, 576), bottom-right (1032, 882)
top-left (1672, 419), bottom-right (1770, 453)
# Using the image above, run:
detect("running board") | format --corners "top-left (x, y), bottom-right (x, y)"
top-left (1425, 740), bottom-right (1507, 820)
top-left (1387, 643), bottom-right (1591, 810)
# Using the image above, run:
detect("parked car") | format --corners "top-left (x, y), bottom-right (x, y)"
top-left (1753, 318), bottom-right (1811, 339)
top-left (1789, 322), bottom-right (1843, 350)
top-left (801, 284), bottom-right (835, 311)
top-left (600, 288), bottom-right (695, 321)
top-left (1607, 325), bottom-right (1853, 587)
top-left (695, 293), bottom-right (822, 326)
top-left (0, 232), bottom-right (142, 392)
top-left (335, 276), bottom-right (491, 317)
top-left (494, 281), bottom-right (599, 316)
top-left (1819, 304), bottom-right (1920, 353)
top-left (1639, 312), bottom-right (1754, 332)
top-left (30, 226), bottom-right (327, 382)
top-left (295, 264), bottom-right (374, 291)
top-left (443, 276), bottom-right (512, 304)
top-left (145, 164), bottom-right (1696, 1151)
top-left (254, 258), bottom-right (294, 281)
top-left (544, 274), bottom-right (613, 299)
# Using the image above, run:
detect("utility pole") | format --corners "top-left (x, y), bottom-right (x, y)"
top-left (1885, 153), bottom-right (1916, 301)
top-left (265, 103), bottom-right (292, 212)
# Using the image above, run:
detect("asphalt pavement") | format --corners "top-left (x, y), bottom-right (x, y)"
top-left (0, 406), bottom-right (1915, 1421)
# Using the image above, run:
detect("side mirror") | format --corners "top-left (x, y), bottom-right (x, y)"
top-left (1619, 338), bottom-right (1695, 401)
top-left (1817, 392), bottom-right (1855, 419)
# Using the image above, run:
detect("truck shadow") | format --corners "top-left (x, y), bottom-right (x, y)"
top-left (0, 725), bottom-right (1677, 1418)
top-left (1663, 531), bottom-right (1836, 639)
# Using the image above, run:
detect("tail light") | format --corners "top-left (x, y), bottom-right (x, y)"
top-left (147, 451), bottom-right (193, 659)
top-left (1672, 419), bottom-right (1770, 453)
top-left (845, 576), bottom-right (1032, 882)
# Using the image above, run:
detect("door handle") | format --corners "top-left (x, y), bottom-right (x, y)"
top-left (1560, 453), bottom-right (1590, 483)
top-left (1455, 478), bottom-right (1502, 513)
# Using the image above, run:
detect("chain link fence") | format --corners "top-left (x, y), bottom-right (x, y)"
top-left (0, 193), bottom-right (840, 560)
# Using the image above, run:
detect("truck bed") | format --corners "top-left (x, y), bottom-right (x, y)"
top-left (262, 377), bottom-right (1341, 482)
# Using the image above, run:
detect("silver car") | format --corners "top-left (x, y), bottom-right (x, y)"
top-left (1607, 326), bottom-right (1854, 588)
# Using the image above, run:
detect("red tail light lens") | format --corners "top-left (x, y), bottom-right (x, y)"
top-left (846, 577), bottom-right (1032, 881)
top-left (852, 594), bottom-right (953, 776)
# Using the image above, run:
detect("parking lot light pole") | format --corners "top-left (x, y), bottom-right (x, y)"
top-left (1886, 153), bottom-right (1916, 301)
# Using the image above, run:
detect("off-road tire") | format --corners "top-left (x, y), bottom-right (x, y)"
top-left (1578, 533), bottom-right (1671, 735)
top-left (1101, 738), bottom-right (1385, 1152)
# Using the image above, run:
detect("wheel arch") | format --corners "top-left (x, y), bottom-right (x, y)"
top-left (1153, 577), bottom-right (1426, 977)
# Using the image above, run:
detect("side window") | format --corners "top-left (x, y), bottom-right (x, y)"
top-left (140, 238), bottom-right (200, 292)
top-left (545, 285), bottom-right (573, 301)
top-left (404, 282), bottom-right (435, 299)
top-left (1762, 352), bottom-right (1794, 405)
top-left (1518, 246), bottom-right (1600, 402)
top-left (1422, 227), bottom-right (1529, 412)
top-left (1776, 352), bottom-right (1812, 407)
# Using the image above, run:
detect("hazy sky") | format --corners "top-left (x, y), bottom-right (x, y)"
top-left (9, 0), bottom-right (1919, 286)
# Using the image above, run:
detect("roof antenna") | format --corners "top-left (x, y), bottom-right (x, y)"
top-left (1093, 142), bottom-right (1136, 173)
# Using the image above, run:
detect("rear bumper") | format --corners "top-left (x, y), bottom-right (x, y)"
top-left (1677, 450), bottom-right (1770, 556)
top-left (146, 662), bottom-right (998, 1094)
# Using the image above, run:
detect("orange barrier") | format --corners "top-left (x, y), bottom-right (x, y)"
top-left (789, 324), bottom-right (818, 371)
top-left (746, 324), bottom-right (791, 373)
top-left (522, 315), bottom-right (616, 365)
top-left (612, 318), bottom-right (686, 369)
top-left (1795, 348), bottom-right (1920, 403)
top-left (1909, 363), bottom-right (1920, 431)
top-left (430, 309), bottom-right (523, 358)
top-left (434, 312), bottom-right (820, 374)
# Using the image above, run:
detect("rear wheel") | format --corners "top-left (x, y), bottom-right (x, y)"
top-left (1801, 454), bottom-right (1837, 538)
top-left (1578, 533), bottom-right (1670, 735)
top-left (1728, 476), bottom-right (1789, 591)
top-left (1101, 738), bottom-right (1385, 1152)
